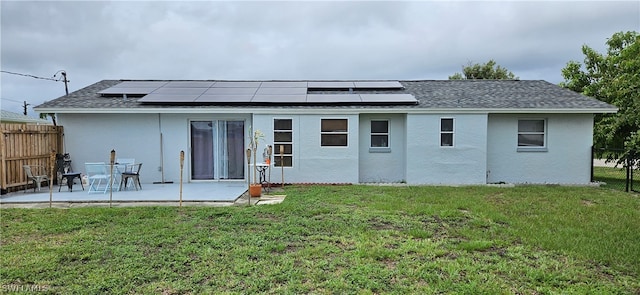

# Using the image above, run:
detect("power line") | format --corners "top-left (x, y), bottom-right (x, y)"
top-left (1, 69), bottom-right (70, 95)
top-left (1, 70), bottom-right (60, 81)
top-left (1, 97), bottom-right (24, 104)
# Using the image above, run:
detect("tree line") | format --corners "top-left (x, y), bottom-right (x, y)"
top-left (449, 31), bottom-right (639, 158)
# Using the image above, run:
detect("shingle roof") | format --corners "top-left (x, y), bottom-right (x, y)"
top-left (34, 79), bottom-right (616, 112)
top-left (0, 109), bottom-right (52, 124)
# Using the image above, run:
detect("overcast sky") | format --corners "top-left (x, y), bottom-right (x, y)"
top-left (1, 1), bottom-right (638, 116)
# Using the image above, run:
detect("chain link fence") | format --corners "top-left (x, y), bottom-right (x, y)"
top-left (592, 148), bottom-right (638, 193)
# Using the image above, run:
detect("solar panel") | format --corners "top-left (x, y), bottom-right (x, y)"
top-left (252, 95), bottom-right (307, 103)
top-left (164, 81), bottom-right (214, 88)
top-left (260, 81), bottom-right (308, 88)
top-left (306, 94), bottom-right (362, 103)
top-left (204, 87), bottom-right (258, 95)
top-left (255, 87), bottom-right (307, 95)
top-left (354, 81), bottom-right (403, 89)
top-left (138, 94), bottom-right (200, 103)
top-left (307, 81), bottom-right (355, 88)
top-left (115, 81), bottom-right (168, 88)
top-left (127, 80), bottom-right (415, 105)
top-left (150, 87), bottom-right (208, 95)
top-left (212, 81), bottom-right (262, 88)
top-left (195, 95), bottom-right (254, 103)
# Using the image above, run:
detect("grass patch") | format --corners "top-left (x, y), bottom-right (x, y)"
top-left (593, 166), bottom-right (639, 192)
top-left (1, 185), bottom-right (639, 293)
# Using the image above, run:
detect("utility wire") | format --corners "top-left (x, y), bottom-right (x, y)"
top-left (1, 97), bottom-right (24, 104)
top-left (2, 69), bottom-right (70, 95)
top-left (1, 70), bottom-right (62, 81)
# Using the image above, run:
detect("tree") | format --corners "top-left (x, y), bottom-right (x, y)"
top-left (449, 59), bottom-right (518, 80)
top-left (560, 31), bottom-right (640, 158)
top-left (39, 113), bottom-right (57, 126)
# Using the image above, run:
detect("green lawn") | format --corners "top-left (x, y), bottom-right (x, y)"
top-left (593, 166), bottom-right (639, 192)
top-left (1, 185), bottom-right (639, 294)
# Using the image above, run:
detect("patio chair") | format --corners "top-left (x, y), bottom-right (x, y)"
top-left (23, 165), bottom-right (49, 193)
top-left (85, 162), bottom-right (114, 194)
top-left (120, 163), bottom-right (142, 191)
top-left (116, 158), bottom-right (135, 165)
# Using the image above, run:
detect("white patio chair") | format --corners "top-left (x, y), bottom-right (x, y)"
top-left (114, 159), bottom-right (134, 183)
top-left (85, 162), bottom-right (113, 194)
top-left (116, 158), bottom-right (135, 165)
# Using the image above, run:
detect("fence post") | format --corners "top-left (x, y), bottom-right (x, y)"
top-left (590, 146), bottom-right (594, 183)
top-left (626, 151), bottom-right (631, 193)
top-left (630, 149), bottom-right (636, 192)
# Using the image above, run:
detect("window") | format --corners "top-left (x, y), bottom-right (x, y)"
top-left (321, 119), bottom-right (348, 146)
top-left (518, 119), bottom-right (545, 147)
top-left (273, 119), bottom-right (293, 167)
top-left (440, 118), bottom-right (454, 147)
top-left (370, 120), bottom-right (389, 148)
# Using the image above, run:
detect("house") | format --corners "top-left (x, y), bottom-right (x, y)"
top-left (34, 79), bottom-right (616, 185)
top-left (1, 109), bottom-right (52, 125)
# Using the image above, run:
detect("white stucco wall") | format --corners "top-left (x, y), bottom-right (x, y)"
top-left (57, 113), bottom-right (163, 183)
top-left (58, 111), bottom-right (596, 186)
top-left (58, 113), bottom-right (252, 184)
top-left (358, 114), bottom-right (406, 183)
top-left (405, 113), bottom-right (488, 184)
top-left (253, 113), bottom-right (360, 184)
top-left (486, 113), bottom-right (594, 184)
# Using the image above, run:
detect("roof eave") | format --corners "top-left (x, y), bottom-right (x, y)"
top-left (34, 106), bottom-right (618, 115)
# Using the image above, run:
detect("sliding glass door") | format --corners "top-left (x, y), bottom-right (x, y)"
top-left (190, 120), bottom-right (245, 180)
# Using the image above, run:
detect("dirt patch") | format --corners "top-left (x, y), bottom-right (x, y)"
top-left (581, 199), bottom-right (596, 207)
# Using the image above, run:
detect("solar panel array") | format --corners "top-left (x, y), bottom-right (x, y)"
top-left (99, 81), bottom-right (415, 105)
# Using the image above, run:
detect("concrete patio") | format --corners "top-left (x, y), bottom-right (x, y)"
top-left (0, 181), bottom-right (266, 208)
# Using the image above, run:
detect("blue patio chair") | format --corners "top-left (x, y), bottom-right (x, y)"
top-left (116, 158), bottom-right (135, 165)
top-left (85, 162), bottom-right (113, 194)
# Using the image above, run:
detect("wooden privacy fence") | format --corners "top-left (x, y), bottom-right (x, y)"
top-left (0, 123), bottom-right (64, 193)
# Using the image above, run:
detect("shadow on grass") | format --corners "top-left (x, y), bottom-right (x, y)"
top-left (593, 166), bottom-right (639, 192)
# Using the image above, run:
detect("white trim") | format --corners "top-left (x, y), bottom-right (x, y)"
top-left (440, 117), bottom-right (455, 148)
top-left (517, 118), bottom-right (547, 150)
top-left (320, 118), bottom-right (349, 148)
top-left (370, 119), bottom-right (390, 148)
top-left (188, 118), bottom-right (247, 181)
top-left (36, 107), bottom-right (618, 115)
top-left (273, 117), bottom-right (294, 168)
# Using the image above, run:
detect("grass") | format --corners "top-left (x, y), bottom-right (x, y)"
top-left (1, 185), bottom-right (639, 294)
top-left (593, 166), bottom-right (639, 192)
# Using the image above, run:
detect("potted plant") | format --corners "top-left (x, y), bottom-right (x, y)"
top-left (249, 128), bottom-right (264, 197)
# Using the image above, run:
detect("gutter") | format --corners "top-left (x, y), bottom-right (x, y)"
top-left (34, 107), bottom-right (618, 115)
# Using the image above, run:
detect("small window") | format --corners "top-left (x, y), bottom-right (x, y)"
top-left (518, 119), bottom-right (545, 147)
top-left (321, 119), bottom-right (348, 146)
top-left (440, 118), bottom-right (454, 147)
top-left (274, 119), bottom-right (293, 167)
top-left (370, 120), bottom-right (389, 148)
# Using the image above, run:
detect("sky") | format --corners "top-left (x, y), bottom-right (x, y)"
top-left (1, 1), bottom-right (639, 116)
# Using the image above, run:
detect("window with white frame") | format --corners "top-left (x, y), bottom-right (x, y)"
top-left (273, 119), bottom-right (293, 167)
top-left (321, 119), bottom-right (348, 146)
top-left (370, 120), bottom-right (389, 148)
top-left (518, 119), bottom-right (546, 147)
top-left (440, 118), bottom-right (454, 147)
